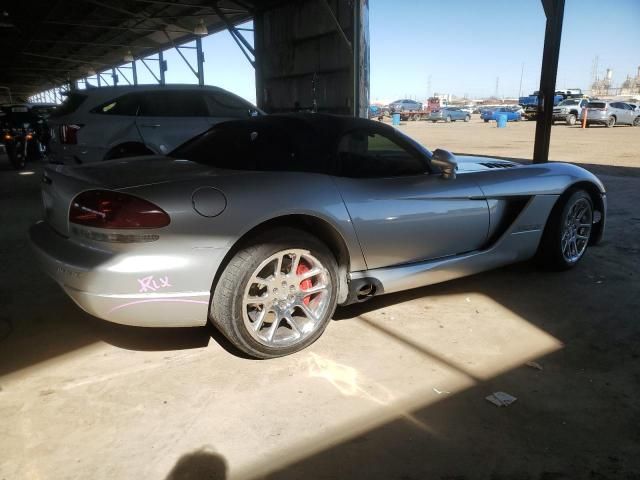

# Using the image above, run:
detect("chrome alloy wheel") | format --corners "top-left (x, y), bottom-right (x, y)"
top-left (242, 249), bottom-right (332, 347)
top-left (561, 198), bottom-right (592, 264)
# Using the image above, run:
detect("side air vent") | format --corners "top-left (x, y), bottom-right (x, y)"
top-left (479, 162), bottom-right (518, 169)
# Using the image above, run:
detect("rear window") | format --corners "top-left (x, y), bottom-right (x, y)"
top-left (171, 124), bottom-right (296, 171)
top-left (50, 93), bottom-right (87, 118)
top-left (587, 102), bottom-right (606, 109)
top-left (139, 91), bottom-right (208, 117)
top-left (171, 121), bottom-right (325, 173)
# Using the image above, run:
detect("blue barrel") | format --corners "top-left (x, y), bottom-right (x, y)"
top-left (496, 114), bottom-right (508, 128)
top-left (392, 113), bottom-right (400, 126)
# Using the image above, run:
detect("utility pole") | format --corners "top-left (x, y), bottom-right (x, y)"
top-left (518, 63), bottom-right (524, 99)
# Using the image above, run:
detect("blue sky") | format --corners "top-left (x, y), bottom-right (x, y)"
top-left (85, 0), bottom-right (640, 103)
top-left (370, 0), bottom-right (640, 101)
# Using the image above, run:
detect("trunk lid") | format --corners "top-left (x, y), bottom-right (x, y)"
top-left (41, 155), bottom-right (211, 236)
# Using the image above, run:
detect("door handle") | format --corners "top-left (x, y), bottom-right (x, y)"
top-left (140, 124), bottom-right (161, 128)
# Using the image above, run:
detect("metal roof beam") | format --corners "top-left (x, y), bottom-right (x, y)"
top-left (43, 20), bottom-right (191, 34)
top-left (132, 0), bottom-right (248, 14)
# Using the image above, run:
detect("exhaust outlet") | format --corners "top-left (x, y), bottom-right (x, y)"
top-left (356, 283), bottom-right (375, 302)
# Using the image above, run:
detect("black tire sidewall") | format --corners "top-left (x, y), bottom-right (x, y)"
top-left (212, 228), bottom-right (339, 358)
top-left (539, 190), bottom-right (593, 270)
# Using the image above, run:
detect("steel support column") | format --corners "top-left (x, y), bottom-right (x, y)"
top-left (253, 9), bottom-right (265, 109)
top-left (352, 0), bottom-right (361, 117)
top-left (196, 36), bottom-right (205, 86)
top-left (533, 0), bottom-right (565, 163)
top-left (112, 67), bottom-right (119, 86)
top-left (159, 50), bottom-right (166, 85)
top-left (132, 60), bottom-right (138, 85)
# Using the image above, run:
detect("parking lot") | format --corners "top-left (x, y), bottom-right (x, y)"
top-left (1, 118), bottom-right (639, 479)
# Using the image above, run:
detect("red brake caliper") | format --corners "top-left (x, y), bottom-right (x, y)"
top-left (296, 260), bottom-right (313, 306)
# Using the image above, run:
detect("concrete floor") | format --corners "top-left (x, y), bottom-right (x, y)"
top-left (1, 119), bottom-right (639, 480)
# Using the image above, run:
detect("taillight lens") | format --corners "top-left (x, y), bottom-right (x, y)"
top-left (59, 124), bottom-right (83, 144)
top-left (69, 190), bottom-right (170, 229)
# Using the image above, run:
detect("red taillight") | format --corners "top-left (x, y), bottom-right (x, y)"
top-left (59, 124), bottom-right (83, 144)
top-left (69, 190), bottom-right (170, 229)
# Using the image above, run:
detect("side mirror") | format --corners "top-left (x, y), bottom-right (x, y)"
top-left (431, 149), bottom-right (458, 180)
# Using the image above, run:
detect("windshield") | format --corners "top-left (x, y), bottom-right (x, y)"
top-left (0, 107), bottom-right (39, 127)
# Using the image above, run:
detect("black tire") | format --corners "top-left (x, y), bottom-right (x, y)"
top-left (445, 116), bottom-right (452, 123)
top-left (537, 189), bottom-right (593, 271)
top-left (606, 116), bottom-right (615, 128)
top-left (431, 120), bottom-right (437, 123)
top-left (210, 228), bottom-right (339, 359)
top-left (484, 119), bottom-right (489, 123)
top-left (6, 142), bottom-right (26, 170)
top-left (566, 114), bottom-right (577, 126)
top-left (633, 116), bottom-right (640, 127)
top-left (464, 115), bottom-right (470, 122)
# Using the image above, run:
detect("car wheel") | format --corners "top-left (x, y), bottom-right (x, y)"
top-left (606, 116), bottom-right (616, 128)
top-left (464, 115), bottom-right (470, 122)
top-left (445, 116), bottom-right (451, 123)
top-left (210, 228), bottom-right (338, 359)
top-left (484, 119), bottom-right (489, 123)
top-left (566, 114), bottom-right (577, 125)
top-left (538, 190), bottom-right (593, 271)
top-left (633, 116), bottom-right (640, 127)
top-left (432, 120), bottom-right (437, 123)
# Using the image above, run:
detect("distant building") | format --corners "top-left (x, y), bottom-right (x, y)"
top-left (620, 66), bottom-right (640, 96)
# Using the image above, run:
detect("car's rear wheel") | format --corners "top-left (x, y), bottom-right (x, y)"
top-left (210, 228), bottom-right (338, 358)
top-left (606, 116), bottom-right (616, 128)
top-left (464, 115), bottom-right (470, 122)
top-left (538, 190), bottom-right (593, 270)
top-left (633, 116), bottom-right (640, 127)
top-left (566, 114), bottom-right (577, 125)
top-left (445, 116), bottom-right (451, 123)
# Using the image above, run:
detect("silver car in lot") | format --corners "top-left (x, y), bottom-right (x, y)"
top-left (428, 107), bottom-right (471, 123)
top-left (388, 99), bottom-right (422, 113)
top-left (30, 114), bottom-right (606, 358)
top-left (585, 100), bottom-right (640, 127)
top-left (47, 84), bottom-right (260, 164)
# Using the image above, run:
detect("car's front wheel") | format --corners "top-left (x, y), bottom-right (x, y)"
top-left (566, 114), bottom-right (577, 125)
top-left (210, 228), bottom-right (338, 358)
top-left (464, 115), bottom-right (470, 122)
top-left (538, 189), bottom-right (593, 270)
top-left (606, 116), bottom-right (616, 128)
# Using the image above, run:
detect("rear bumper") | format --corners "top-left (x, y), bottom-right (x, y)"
top-left (29, 221), bottom-right (217, 327)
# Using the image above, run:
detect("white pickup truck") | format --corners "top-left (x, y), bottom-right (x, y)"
top-left (552, 98), bottom-right (590, 125)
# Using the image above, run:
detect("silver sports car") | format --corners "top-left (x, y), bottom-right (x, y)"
top-left (30, 114), bottom-right (606, 358)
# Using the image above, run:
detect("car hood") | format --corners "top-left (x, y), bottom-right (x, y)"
top-left (453, 155), bottom-right (521, 173)
top-left (45, 155), bottom-right (224, 189)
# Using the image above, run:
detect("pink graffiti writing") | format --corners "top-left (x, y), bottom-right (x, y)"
top-left (138, 275), bottom-right (172, 293)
